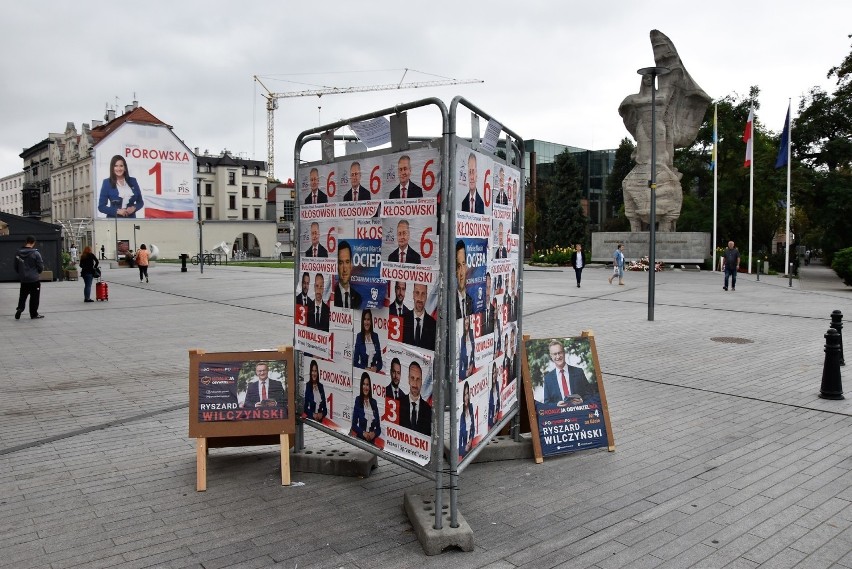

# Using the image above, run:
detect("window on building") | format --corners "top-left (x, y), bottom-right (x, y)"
top-left (254, 167), bottom-right (260, 176)
top-left (229, 195), bottom-right (236, 209)
top-left (242, 207), bottom-right (248, 220)
top-left (254, 207), bottom-right (261, 220)
top-left (196, 181), bottom-right (201, 196)
top-left (228, 172), bottom-right (235, 185)
top-left (282, 200), bottom-right (295, 222)
top-left (253, 186), bottom-right (260, 199)
top-left (242, 185), bottom-right (248, 198)
top-left (242, 166), bottom-right (248, 175)
top-left (205, 206), bottom-right (213, 219)
top-left (205, 183), bottom-right (212, 196)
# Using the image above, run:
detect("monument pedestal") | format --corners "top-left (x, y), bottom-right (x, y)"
top-left (591, 232), bottom-right (710, 264)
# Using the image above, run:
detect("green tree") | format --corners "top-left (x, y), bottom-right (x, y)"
top-left (536, 150), bottom-right (587, 249)
top-left (603, 138), bottom-right (635, 231)
top-left (793, 34), bottom-right (852, 258)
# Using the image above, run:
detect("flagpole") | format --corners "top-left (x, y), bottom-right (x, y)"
top-left (784, 98), bottom-right (792, 277)
top-left (748, 104), bottom-right (754, 274)
top-left (712, 104), bottom-right (718, 272)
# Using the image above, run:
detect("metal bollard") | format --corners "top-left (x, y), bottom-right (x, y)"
top-left (819, 328), bottom-right (844, 399)
top-left (831, 310), bottom-right (845, 366)
top-left (788, 262), bottom-right (793, 287)
top-left (756, 260), bottom-right (760, 281)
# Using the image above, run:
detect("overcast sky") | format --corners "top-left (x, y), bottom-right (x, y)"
top-left (2, 0), bottom-right (850, 181)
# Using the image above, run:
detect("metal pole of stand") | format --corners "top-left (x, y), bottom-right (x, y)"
top-left (788, 262), bottom-right (793, 287)
top-left (831, 310), bottom-right (845, 366)
top-left (819, 328), bottom-right (844, 399)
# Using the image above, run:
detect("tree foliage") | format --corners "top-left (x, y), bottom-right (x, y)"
top-left (535, 150), bottom-right (588, 249)
top-left (603, 138), bottom-right (635, 231)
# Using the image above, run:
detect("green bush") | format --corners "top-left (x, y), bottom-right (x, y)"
top-left (531, 245), bottom-right (575, 266)
top-left (831, 247), bottom-right (852, 286)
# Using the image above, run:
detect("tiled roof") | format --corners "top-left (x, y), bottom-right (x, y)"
top-left (91, 107), bottom-right (171, 145)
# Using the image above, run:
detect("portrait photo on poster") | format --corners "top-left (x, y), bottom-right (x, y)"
top-left (523, 337), bottom-right (611, 458)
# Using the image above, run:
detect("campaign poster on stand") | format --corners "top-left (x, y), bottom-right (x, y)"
top-left (189, 350), bottom-right (295, 438)
top-left (522, 336), bottom-right (613, 459)
top-left (295, 146), bottom-right (440, 469)
top-left (94, 123), bottom-right (195, 219)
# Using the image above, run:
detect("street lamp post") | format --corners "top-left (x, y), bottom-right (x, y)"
top-left (198, 196), bottom-right (204, 275)
top-left (637, 66), bottom-right (670, 322)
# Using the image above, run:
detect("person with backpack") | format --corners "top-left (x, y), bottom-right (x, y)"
top-left (14, 235), bottom-right (45, 319)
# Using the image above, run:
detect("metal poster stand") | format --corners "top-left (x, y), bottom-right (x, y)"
top-left (292, 97), bottom-right (523, 554)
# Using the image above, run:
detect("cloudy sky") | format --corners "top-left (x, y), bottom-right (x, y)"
top-left (2, 0), bottom-right (850, 181)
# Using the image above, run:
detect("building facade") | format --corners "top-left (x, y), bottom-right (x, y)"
top-left (0, 171), bottom-right (24, 216)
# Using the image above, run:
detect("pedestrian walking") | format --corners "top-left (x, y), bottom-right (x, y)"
top-left (136, 243), bottom-right (150, 283)
top-left (14, 235), bottom-right (45, 319)
top-left (69, 244), bottom-right (78, 264)
top-left (723, 240), bottom-right (740, 291)
top-left (79, 246), bottom-right (100, 302)
top-left (570, 243), bottom-right (585, 288)
top-left (100, 244), bottom-right (105, 260)
top-left (608, 243), bottom-right (625, 285)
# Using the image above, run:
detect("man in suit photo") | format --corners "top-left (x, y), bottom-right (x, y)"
top-left (304, 167), bottom-right (328, 204)
top-left (543, 340), bottom-right (590, 406)
top-left (455, 240), bottom-right (474, 319)
top-left (385, 358), bottom-right (406, 400)
top-left (388, 155), bottom-right (423, 199)
top-left (461, 152), bottom-right (485, 214)
top-left (304, 222), bottom-right (328, 257)
top-left (343, 161), bottom-right (370, 201)
top-left (481, 272), bottom-right (494, 335)
top-left (296, 271), bottom-right (313, 307)
top-left (388, 280), bottom-right (411, 318)
top-left (495, 167), bottom-right (509, 205)
top-left (333, 240), bottom-right (361, 309)
top-left (388, 219), bottom-right (421, 264)
top-left (403, 283), bottom-right (436, 350)
top-left (309, 273), bottom-right (330, 331)
top-left (494, 222), bottom-right (508, 259)
top-left (400, 361), bottom-right (431, 435)
top-left (242, 362), bottom-right (286, 409)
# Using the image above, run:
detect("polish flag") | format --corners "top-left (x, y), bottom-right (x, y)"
top-left (743, 107), bottom-right (754, 168)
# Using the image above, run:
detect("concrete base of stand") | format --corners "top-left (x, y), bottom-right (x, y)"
top-left (404, 492), bottom-right (474, 555)
top-left (290, 447), bottom-right (377, 478)
top-left (473, 435), bottom-right (534, 462)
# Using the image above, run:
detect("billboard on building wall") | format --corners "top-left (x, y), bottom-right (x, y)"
top-left (93, 123), bottom-right (196, 220)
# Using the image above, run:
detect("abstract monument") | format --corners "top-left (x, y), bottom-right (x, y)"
top-left (618, 30), bottom-right (711, 232)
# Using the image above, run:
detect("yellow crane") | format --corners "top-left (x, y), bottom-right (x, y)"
top-left (254, 69), bottom-right (483, 180)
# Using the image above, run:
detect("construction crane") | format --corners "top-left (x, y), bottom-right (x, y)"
top-left (254, 69), bottom-right (483, 180)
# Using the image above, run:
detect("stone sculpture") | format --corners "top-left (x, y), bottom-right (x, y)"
top-left (618, 30), bottom-right (711, 232)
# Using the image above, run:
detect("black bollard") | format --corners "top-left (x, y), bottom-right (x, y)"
top-left (831, 310), bottom-right (845, 366)
top-left (788, 262), bottom-right (793, 287)
top-left (179, 253), bottom-right (189, 273)
top-left (819, 328), bottom-right (844, 399)
top-left (756, 260), bottom-right (761, 282)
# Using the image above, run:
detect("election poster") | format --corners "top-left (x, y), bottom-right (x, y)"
top-left (188, 349), bottom-right (295, 438)
top-left (94, 123), bottom-right (196, 219)
top-left (295, 146), bottom-right (440, 468)
top-left (521, 334), bottom-right (615, 461)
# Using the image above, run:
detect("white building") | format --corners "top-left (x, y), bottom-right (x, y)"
top-left (0, 171), bottom-right (24, 216)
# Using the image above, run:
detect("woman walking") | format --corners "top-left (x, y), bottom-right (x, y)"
top-left (608, 243), bottom-right (625, 285)
top-left (136, 244), bottom-right (150, 283)
top-left (79, 246), bottom-right (100, 302)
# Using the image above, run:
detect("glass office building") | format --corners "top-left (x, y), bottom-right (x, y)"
top-left (522, 139), bottom-right (617, 231)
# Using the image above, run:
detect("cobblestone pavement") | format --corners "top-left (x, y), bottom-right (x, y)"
top-left (1, 261), bottom-right (850, 569)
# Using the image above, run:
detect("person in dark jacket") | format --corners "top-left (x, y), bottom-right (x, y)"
top-left (14, 236), bottom-right (45, 319)
top-left (78, 246), bottom-right (100, 303)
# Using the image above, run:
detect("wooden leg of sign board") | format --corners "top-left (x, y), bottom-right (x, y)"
top-left (280, 434), bottom-right (291, 486)
top-left (196, 437), bottom-right (208, 492)
top-left (521, 334), bottom-right (544, 463)
top-left (582, 330), bottom-right (616, 452)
